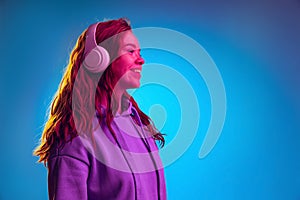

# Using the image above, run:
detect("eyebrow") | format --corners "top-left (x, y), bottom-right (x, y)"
top-left (124, 43), bottom-right (140, 51)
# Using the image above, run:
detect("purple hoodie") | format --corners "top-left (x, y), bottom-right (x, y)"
top-left (47, 100), bottom-right (167, 200)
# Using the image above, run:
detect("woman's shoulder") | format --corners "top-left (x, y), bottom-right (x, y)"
top-left (48, 135), bottom-right (91, 165)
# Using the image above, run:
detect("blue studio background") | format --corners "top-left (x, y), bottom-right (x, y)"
top-left (1, 0), bottom-right (300, 199)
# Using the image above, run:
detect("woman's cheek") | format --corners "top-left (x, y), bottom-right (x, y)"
top-left (112, 54), bottom-right (135, 77)
top-left (112, 58), bottom-right (126, 75)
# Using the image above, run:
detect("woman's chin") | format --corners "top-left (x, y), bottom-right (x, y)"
top-left (128, 81), bottom-right (141, 89)
top-left (131, 83), bottom-right (140, 89)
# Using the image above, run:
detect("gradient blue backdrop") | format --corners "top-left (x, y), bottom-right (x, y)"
top-left (1, 0), bottom-right (299, 199)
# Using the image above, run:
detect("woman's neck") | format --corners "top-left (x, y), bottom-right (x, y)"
top-left (100, 86), bottom-right (127, 115)
top-left (114, 89), bottom-right (124, 114)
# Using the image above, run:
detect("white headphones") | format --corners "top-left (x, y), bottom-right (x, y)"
top-left (83, 22), bottom-right (110, 73)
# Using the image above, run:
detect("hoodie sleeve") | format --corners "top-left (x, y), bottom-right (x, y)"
top-left (47, 137), bottom-right (90, 200)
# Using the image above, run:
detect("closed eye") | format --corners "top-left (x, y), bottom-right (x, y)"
top-left (123, 43), bottom-right (141, 55)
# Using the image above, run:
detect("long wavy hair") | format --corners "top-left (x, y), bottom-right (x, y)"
top-left (34, 18), bottom-right (165, 164)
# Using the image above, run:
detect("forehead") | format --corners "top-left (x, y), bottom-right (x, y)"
top-left (119, 31), bottom-right (140, 48)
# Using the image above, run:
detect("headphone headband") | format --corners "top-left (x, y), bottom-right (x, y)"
top-left (84, 22), bottom-right (99, 58)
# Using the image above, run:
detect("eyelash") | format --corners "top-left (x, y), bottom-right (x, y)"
top-left (126, 49), bottom-right (142, 57)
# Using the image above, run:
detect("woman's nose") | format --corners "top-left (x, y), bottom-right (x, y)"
top-left (135, 55), bottom-right (145, 65)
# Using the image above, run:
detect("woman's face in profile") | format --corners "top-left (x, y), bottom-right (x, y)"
top-left (111, 30), bottom-right (145, 90)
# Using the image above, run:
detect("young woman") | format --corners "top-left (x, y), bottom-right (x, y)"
top-left (34, 18), bottom-right (167, 200)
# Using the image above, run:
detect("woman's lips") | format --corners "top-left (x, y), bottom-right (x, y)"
top-left (129, 68), bottom-right (142, 79)
top-left (130, 68), bottom-right (141, 73)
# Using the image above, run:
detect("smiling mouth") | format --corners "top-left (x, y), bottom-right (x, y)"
top-left (131, 69), bottom-right (141, 73)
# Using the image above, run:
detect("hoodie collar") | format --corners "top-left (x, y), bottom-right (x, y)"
top-left (115, 99), bottom-right (133, 117)
top-left (97, 97), bottom-right (134, 118)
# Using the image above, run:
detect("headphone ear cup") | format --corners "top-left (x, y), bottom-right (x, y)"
top-left (83, 46), bottom-right (110, 73)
